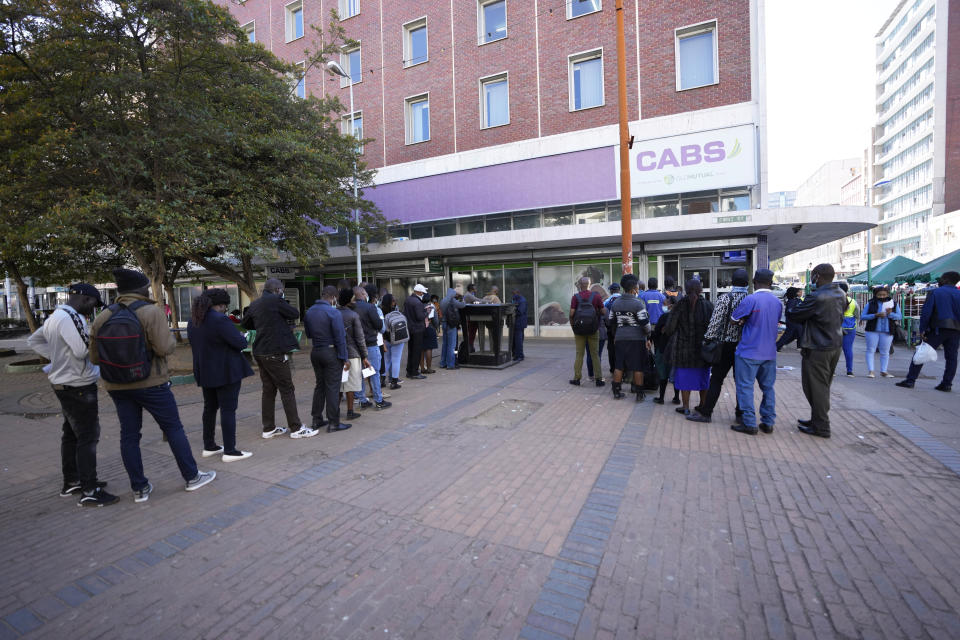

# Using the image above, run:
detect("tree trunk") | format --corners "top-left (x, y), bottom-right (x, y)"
top-left (165, 282), bottom-right (181, 341)
top-left (5, 262), bottom-right (38, 332)
top-left (190, 254), bottom-right (259, 299)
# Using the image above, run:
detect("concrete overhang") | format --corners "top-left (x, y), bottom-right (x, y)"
top-left (321, 205), bottom-right (878, 266)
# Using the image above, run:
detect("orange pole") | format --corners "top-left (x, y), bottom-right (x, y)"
top-left (615, 0), bottom-right (632, 275)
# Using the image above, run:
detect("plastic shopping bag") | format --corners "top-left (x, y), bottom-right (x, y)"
top-left (912, 341), bottom-right (938, 365)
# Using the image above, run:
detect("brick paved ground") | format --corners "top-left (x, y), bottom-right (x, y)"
top-left (1, 338), bottom-right (959, 639)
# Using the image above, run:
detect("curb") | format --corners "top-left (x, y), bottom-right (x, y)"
top-left (5, 359), bottom-right (49, 374)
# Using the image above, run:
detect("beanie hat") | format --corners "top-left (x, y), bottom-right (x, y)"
top-left (112, 268), bottom-right (150, 292)
top-left (204, 288), bottom-right (231, 306)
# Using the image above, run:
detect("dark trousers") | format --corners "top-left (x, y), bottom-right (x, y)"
top-left (586, 338), bottom-right (606, 378)
top-left (255, 354), bottom-right (301, 430)
top-left (776, 324), bottom-right (801, 350)
top-left (201, 381), bottom-right (241, 452)
top-left (406, 330), bottom-right (424, 376)
top-left (800, 348), bottom-right (841, 433)
top-left (700, 342), bottom-right (742, 417)
top-left (53, 383), bottom-right (101, 491)
top-left (607, 333), bottom-right (616, 375)
top-left (513, 325), bottom-right (525, 359)
top-left (906, 328), bottom-right (959, 386)
top-left (310, 347), bottom-right (342, 425)
top-left (109, 384), bottom-right (199, 490)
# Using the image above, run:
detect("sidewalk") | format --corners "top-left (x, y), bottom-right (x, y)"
top-left (1, 338), bottom-right (959, 639)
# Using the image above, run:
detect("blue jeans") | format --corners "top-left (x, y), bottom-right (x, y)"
top-left (734, 355), bottom-right (776, 429)
top-left (906, 329), bottom-right (959, 386)
top-left (841, 329), bottom-right (856, 374)
top-left (440, 322), bottom-right (458, 368)
top-left (383, 342), bottom-right (405, 379)
top-left (109, 383), bottom-right (199, 490)
top-left (864, 331), bottom-right (894, 373)
top-left (356, 345), bottom-right (383, 403)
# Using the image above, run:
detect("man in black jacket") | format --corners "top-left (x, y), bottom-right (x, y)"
top-left (353, 286), bottom-right (391, 410)
top-left (786, 263), bottom-right (846, 438)
top-left (241, 278), bottom-right (312, 439)
top-left (404, 284), bottom-right (428, 379)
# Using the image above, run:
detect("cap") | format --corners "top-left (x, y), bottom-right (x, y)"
top-left (413, 284), bottom-right (428, 293)
top-left (68, 283), bottom-right (103, 306)
top-left (608, 283), bottom-right (621, 291)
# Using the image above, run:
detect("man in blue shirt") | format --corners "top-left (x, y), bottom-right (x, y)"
top-left (640, 278), bottom-right (667, 326)
top-left (897, 271), bottom-right (960, 392)
top-left (730, 269), bottom-right (782, 436)
top-left (304, 286), bottom-right (352, 432)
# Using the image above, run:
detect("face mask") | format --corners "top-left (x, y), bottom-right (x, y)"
top-left (662, 305), bottom-right (669, 313)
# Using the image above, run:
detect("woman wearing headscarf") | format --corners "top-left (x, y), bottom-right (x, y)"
top-left (187, 288), bottom-right (254, 461)
top-left (861, 285), bottom-right (902, 378)
top-left (664, 279), bottom-right (714, 415)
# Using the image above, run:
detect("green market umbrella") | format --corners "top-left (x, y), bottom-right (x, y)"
top-left (894, 248), bottom-right (960, 283)
top-left (848, 256), bottom-right (922, 285)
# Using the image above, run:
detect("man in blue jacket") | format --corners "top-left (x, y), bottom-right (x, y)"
top-left (512, 289), bottom-right (528, 361)
top-left (304, 286), bottom-right (352, 432)
top-left (897, 271), bottom-right (960, 392)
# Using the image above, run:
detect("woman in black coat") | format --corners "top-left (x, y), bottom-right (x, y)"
top-left (664, 279), bottom-right (714, 415)
top-left (188, 289), bottom-right (255, 461)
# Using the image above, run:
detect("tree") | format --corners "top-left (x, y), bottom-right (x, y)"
top-left (1, 0), bottom-right (383, 305)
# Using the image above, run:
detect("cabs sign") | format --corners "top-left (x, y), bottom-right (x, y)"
top-left (265, 266), bottom-right (297, 279)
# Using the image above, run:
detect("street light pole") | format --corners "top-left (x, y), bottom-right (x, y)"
top-left (615, 0), bottom-right (632, 275)
top-left (327, 61), bottom-right (362, 284)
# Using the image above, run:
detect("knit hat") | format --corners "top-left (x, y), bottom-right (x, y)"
top-left (112, 268), bottom-right (150, 292)
top-left (204, 288), bottom-right (231, 306)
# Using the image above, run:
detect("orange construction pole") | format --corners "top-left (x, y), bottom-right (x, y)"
top-left (615, 0), bottom-right (632, 275)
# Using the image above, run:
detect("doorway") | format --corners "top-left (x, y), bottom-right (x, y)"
top-left (675, 251), bottom-right (752, 302)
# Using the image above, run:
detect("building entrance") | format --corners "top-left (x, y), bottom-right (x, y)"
top-left (674, 251), bottom-right (752, 302)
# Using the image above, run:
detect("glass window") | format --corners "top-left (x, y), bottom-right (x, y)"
top-left (176, 286), bottom-right (202, 323)
top-left (410, 224), bottom-right (432, 239)
top-left (486, 216), bottom-right (511, 232)
top-left (575, 208), bottom-right (606, 224)
top-left (570, 52), bottom-right (603, 110)
top-left (646, 197), bottom-right (679, 218)
top-left (286, 1), bottom-right (303, 41)
top-left (339, 0), bottom-right (358, 19)
top-left (460, 218), bottom-right (484, 234)
top-left (537, 263), bottom-right (574, 326)
top-left (575, 262), bottom-right (611, 291)
top-left (721, 192), bottom-right (751, 212)
top-left (513, 213), bottom-right (540, 229)
top-left (390, 225), bottom-right (410, 239)
top-left (543, 207), bottom-right (572, 226)
top-left (676, 22), bottom-right (717, 90)
top-left (328, 229), bottom-right (349, 247)
top-left (681, 191), bottom-right (718, 215)
top-left (406, 95), bottom-right (430, 143)
top-left (481, 75), bottom-right (509, 128)
top-left (505, 267), bottom-right (534, 326)
top-left (568, 0), bottom-right (601, 19)
top-left (342, 46), bottom-right (361, 85)
top-left (404, 19), bottom-right (428, 67)
top-left (294, 62), bottom-right (305, 99)
top-left (242, 21), bottom-right (255, 43)
top-left (480, 0), bottom-right (507, 43)
top-left (475, 268), bottom-right (504, 300)
top-left (433, 222), bottom-right (457, 237)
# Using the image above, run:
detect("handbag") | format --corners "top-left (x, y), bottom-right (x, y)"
top-left (701, 339), bottom-right (722, 365)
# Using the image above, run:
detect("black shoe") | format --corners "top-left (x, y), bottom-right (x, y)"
top-left (358, 401), bottom-right (374, 410)
top-left (78, 487), bottom-right (119, 507)
top-left (390, 381), bottom-right (401, 390)
top-left (422, 368), bottom-right (436, 374)
top-left (895, 380), bottom-right (915, 389)
top-left (611, 382), bottom-right (625, 399)
top-left (61, 480), bottom-right (106, 497)
top-left (731, 423), bottom-right (758, 435)
top-left (934, 383), bottom-right (952, 392)
top-left (569, 379), bottom-right (581, 386)
top-left (635, 389), bottom-right (645, 403)
top-left (327, 423), bottom-right (352, 433)
top-left (797, 418), bottom-right (813, 428)
top-left (652, 397), bottom-right (665, 405)
top-left (345, 410), bottom-right (362, 420)
top-left (312, 419), bottom-right (329, 429)
top-left (375, 400), bottom-right (392, 409)
top-left (675, 407), bottom-right (689, 415)
top-left (759, 423), bottom-right (774, 434)
top-left (686, 411), bottom-right (711, 423)
top-left (798, 424), bottom-right (830, 438)
top-left (671, 397), bottom-right (681, 405)
top-left (595, 379), bottom-right (605, 387)
top-left (407, 374), bottom-right (426, 380)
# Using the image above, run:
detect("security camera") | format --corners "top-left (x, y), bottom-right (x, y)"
top-left (792, 225), bottom-right (802, 234)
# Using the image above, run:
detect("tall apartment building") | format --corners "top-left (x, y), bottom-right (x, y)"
top-left (872, 0), bottom-right (960, 261)
top-left (216, 0), bottom-right (876, 335)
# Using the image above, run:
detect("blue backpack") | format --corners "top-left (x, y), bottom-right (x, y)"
top-left (96, 301), bottom-right (152, 383)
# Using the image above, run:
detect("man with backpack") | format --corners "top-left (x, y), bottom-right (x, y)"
top-left (89, 269), bottom-right (215, 503)
top-left (569, 276), bottom-right (605, 387)
top-left (439, 286), bottom-right (465, 369)
top-left (28, 283), bottom-right (118, 507)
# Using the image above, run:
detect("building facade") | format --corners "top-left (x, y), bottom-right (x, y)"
top-left (214, 0), bottom-right (876, 335)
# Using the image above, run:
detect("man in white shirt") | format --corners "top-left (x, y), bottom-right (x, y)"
top-left (27, 284), bottom-right (118, 507)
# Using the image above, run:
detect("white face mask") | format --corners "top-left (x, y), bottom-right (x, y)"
top-left (662, 305), bottom-right (669, 313)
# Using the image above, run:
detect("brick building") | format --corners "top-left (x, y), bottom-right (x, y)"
top-left (208, 0), bottom-right (876, 335)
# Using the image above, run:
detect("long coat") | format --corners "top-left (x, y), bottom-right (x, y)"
top-left (188, 310), bottom-right (254, 388)
top-left (665, 295), bottom-right (714, 369)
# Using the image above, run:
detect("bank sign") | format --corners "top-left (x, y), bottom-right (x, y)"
top-left (626, 124), bottom-right (757, 198)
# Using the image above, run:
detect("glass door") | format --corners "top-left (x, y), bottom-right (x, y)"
top-left (682, 268), bottom-right (712, 302)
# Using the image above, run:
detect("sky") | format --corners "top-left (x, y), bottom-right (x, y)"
top-left (765, 0), bottom-right (901, 192)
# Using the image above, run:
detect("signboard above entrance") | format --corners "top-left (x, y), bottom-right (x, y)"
top-left (265, 266), bottom-right (297, 280)
top-left (626, 124), bottom-right (757, 198)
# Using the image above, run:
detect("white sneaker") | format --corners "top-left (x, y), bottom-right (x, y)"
top-left (867, 371), bottom-right (875, 378)
top-left (185, 470), bottom-right (216, 491)
top-left (381, 392), bottom-right (391, 399)
top-left (261, 427), bottom-right (289, 439)
top-left (201, 446), bottom-right (224, 457)
top-left (881, 371), bottom-right (894, 378)
top-left (222, 451), bottom-right (253, 462)
top-left (290, 424), bottom-right (319, 439)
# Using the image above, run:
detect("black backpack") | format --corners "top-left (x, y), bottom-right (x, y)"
top-left (571, 292), bottom-right (600, 335)
top-left (96, 301), bottom-right (152, 383)
top-left (445, 301), bottom-right (460, 329)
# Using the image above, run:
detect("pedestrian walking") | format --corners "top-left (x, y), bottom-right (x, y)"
top-left (90, 269), bottom-right (215, 502)
top-left (664, 279), bottom-right (713, 415)
top-left (353, 286), bottom-right (391, 410)
top-left (729, 269), bottom-right (781, 436)
top-left (440, 287), bottom-right (466, 368)
top-left (304, 286), bottom-right (352, 432)
top-left (338, 288), bottom-right (370, 421)
top-left (686, 269), bottom-right (749, 424)
top-left (776, 288), bottom-right (803, 351)
top-left (569, 276), bottom-right (605, 387)
top-left (861, 286), bottom-right (901, 378)
top-left (27, 283), bottom-right (118, 507)
top-left (897, 271), bottom-right (960, 392)
top-left (241, 278), bottom-right (313, 439)
top-left (512, 289), bottom-right (527, 361)
top-left (609, 275), bottom-right (651, 401)
top-left (787, 263), bottom-right (846, 438)
top-left (839, 282), bottom-right (859, 377)
top-left (187, 288), bottom-right (254, 462)
top-left (404, 285), bottom-right (428, 379)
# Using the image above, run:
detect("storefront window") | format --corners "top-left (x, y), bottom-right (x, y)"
top-left (543, 207), bottom-right (573, 227)
top-left (504, 266), bottom-right (534, 326)
top-left (537, 262), bottom-right (573, 326)
top-left (176, 286), bottom-right (202, 323)
top-left (574, 261), bottom-right (611, 290)
top-left (475, 268), bottom-right (504, 299)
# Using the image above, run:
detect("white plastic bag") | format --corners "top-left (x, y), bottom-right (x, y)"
top-left (912, 341), bottom-right (938, 365)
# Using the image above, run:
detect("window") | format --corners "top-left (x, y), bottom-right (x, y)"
top-left (242, 21), bottom-right (255, 43)
top-left (460, 218), bottom-right (484, 234)
top-left (480, 74), bottom-right (509, 128)
top-left (341, 46), bottom-right (361, 86)
top-left (721, 191), bottom-right (750, 212)
top-left (433, 222), bottom-right (457, 237)
top-left (405, 94), bottom-right (430, 144)
top-left (339, 0), bottom-right (358, 19)
top-left (675, 21), bottom-right (718, 90)
top-left (342, 111), bottom-right (362, 153)
top-left (486, 216), bottom-right (511, 232)
top-left (569, 50), bottom-right (603, 111)
top-left (403, 18), bottom-right (428, 67)
top-left (410, 224), bottom-right (432, 239)
top-left (294, 61), bottom-right (305, 99)
top-left (479, 0), bottom-right (506, 44)
top-left (512, 213), bottom-right (540, 229)
top-left (568, 0), bottom-right (600, 19)
top-left (543, 207), bottom-right (573, 226)
top-left (285, 1), bottom-right (303, 41)
top-left (681, 191), bottom-right (718, 215)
